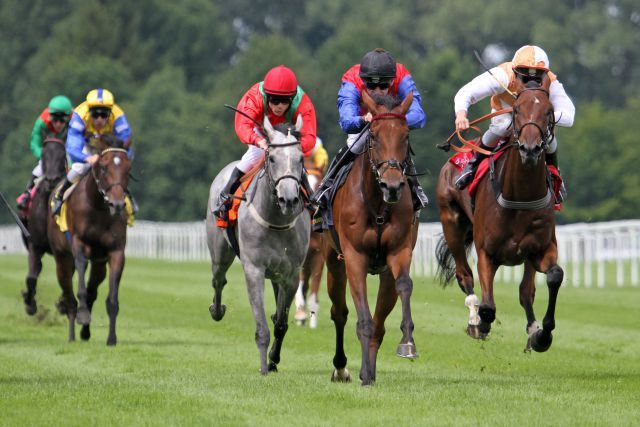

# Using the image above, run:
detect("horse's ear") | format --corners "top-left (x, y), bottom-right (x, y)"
top-left (361, 90), bottom-right (378, 115)
top-left (398, 91), bottom-right (413, 116)
top-left (294, 114), bottom-right (303, 132)
top-left (541, 72), bottom-right (552, 91)
top-left (263, 116), bottom-right (276, 142)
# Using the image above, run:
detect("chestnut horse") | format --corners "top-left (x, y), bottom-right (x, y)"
top-left (436, 76), bottom-right (563, 352)
top-left (324, 91), bottom-right (419, 385)
top-left (294, 161), bottom-right (325, 328)
top-left (20, 137), bottom-right (67, 315)
top-left (48, 135), bottom-right (131, 344)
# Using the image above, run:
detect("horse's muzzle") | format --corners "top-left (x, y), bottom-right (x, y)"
top-left (379, 180), bottom-right (405, 204)
top-left (518, 143), bottom-right (544, 167)
top-left (108, 200), bottom-right (126, 216)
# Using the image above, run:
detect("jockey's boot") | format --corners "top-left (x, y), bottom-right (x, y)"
top-left (51, 177), bottom-right (72, 215)
top-left (213, 167), bottom-right (244, 220)
top-left (311, 146), bottom-right (355, 209)
top-left (454, 143), bottom-right (491, 190)
top-left (17, 175), bottom-right (37, 210)
top-left (546, 151), bottom-right (567, 203)
top-left (126, 190), bottom-right (139, 214)
top-left (405, 156), bottom-right (429, 211)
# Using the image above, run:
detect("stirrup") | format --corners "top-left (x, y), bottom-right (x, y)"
top-left (455, 169), bottom-right (475, 190)
top-left (212, 193), bottom-right (231, 218)
top-left (51, 195), bottom-right (63, 215)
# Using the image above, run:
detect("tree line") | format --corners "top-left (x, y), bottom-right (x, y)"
top-left (1, 0), bottom-right (638, 224)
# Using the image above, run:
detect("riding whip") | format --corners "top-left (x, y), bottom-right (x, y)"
top-left (0, 190), bottom-right (30, 239)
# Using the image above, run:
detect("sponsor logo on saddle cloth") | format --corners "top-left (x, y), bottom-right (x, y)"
top-left (53, 183), bottom-right (135, 233)
top-left (448, 145), bottom-right (564, 211)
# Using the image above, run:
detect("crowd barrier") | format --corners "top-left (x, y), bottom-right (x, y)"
top-left (2, 220), bottom-right (638, 288)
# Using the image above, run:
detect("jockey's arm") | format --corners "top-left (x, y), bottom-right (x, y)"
top-left (235, 91), bottom-right (265, 146)
top-left (397, 75), bottom-right (426, 130)
top-left (30, 118), bottom-right (45, 159)
top-left (113, 114), bottom-right (133, 157)
top-left (454, 67), bottom-right (509, 115)
top-left (549, 80), bottom-right (575, 127)
top-left (297, 96), bottom-right (317, 157)
top-left (67, 114), bottom-right (89, 163)
top-left (337, 81), bottom-right (366, 134)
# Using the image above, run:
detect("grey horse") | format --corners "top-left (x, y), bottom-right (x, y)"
top-left (206, 116), bottom-right (310, 375)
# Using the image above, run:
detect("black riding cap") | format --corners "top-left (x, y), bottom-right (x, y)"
top-left (359, 48), bottom-right (397, 82)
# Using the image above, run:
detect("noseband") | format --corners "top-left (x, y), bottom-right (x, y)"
top-left (511, 87), bottom-right (555, 151)
top-left (91, 147), bottom-right (129, 205)
top-left (367, 113), bottom-right (408, 184)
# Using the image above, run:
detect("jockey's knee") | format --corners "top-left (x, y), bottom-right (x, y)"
top-left (546, 137), bottom-right (558, 154)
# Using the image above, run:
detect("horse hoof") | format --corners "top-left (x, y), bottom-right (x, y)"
top-left (477, 321), bottom-right (492, 336)
top-left (294, 309), bottom-right (307, 326)
top-left (80, 325), bottom-right (91, 341)
top-left (268, 361), bottom-right (278, 372)
top-left (55, 298), bottom-right (68, 315)
top-left (76, 309), bottom-right (91, 326)
top-left (209, 303), bottom-right (226, 321)
top-left (25, 302), bottom-right (37, 316)
top-left (309, 313), bottom-right (318, 329)
top-left (331, 368), bottom-right (351, 383)
top-left (530, 330), bottom-right (552, 353)
top-left (478, 306), bottom-right (495, 324)
top-left (396, 342), bottom-right (418, 359)
top-left (466, 324), bottom-right (487, 340)
top-left (106, 338), bottom-right (117, 346)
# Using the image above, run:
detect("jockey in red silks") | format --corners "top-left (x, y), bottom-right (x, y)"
top-left (453, 45), bottom-right (575, 199)
top-left (213, 65), bottom-right (318, 220)
top-left (312, 48), bottom-right (428, 211)
top-left (17, 95), bottom-right (73, 210)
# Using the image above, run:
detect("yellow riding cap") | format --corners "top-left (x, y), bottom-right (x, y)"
top-left (86, 88), bottom-right (115, 109)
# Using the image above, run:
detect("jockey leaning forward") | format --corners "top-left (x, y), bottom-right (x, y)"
top-left (312, 48), bottom-right (428, 211)
top-left (212, 65), bottom-right (317, 221)
top-left (51, 88), bottom-right (135, 215)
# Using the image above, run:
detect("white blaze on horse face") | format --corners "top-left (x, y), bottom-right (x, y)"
top-left (114, 157), bottom-right (121, 166)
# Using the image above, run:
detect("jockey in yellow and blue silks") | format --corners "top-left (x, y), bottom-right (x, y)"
top-left (51, 88), bottom-right (134, 215)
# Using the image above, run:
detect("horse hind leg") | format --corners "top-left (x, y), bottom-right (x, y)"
top-left (529, 264), bottom-right (564, 352)
top-left (293, 278), bottom-right (307, 326)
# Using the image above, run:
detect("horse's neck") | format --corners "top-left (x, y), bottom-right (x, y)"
top-left (500, 149), bottom-right (548, 200)
top-left (355, 155), bottom-right (387, 212)
top-left (78, 169), bottom-right (102, 207)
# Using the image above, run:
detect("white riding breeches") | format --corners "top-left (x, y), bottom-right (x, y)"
top-left (66, 145), bottom-right (92, 182)
top-left (237, 144), bottom-right (265, 173)
top-left (482, 111), bottom-right (512, 147)
top-left (347, 129), bottom-right (370, 154)
top-left (31, 160), bottom-right (43, 178)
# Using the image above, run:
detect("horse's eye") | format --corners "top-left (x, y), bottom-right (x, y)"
top-left (269, 157), bottom-right (275, 163)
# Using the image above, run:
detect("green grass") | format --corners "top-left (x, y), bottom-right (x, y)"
top-left (1, 255), bottom-right (639, 426)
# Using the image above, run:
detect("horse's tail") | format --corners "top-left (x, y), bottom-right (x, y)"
top-left (435, 230), bottom-right (473, 287)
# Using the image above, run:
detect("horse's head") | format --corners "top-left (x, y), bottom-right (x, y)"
top-left (263, 115), bottom-right (305, 215)
top-left (362, 90), bottom-right (412, 204)
top-left (92, 135), bottom-right (131, 215)
top-left (512, 76), bottom-right (555, 167)
top-left (41, 137), bottom-right (67, 188)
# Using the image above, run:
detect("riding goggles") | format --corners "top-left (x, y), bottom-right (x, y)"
top-left (268, 96), bottom-right (292, 106)
top-left (90, 108), bottom-right (111, 119)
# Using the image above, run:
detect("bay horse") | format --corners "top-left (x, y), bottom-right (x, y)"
top-left (324, 91), bottom-right (419, 386)
top-left (294, 160), bottom-right (326, 328)
top-left (206, 116), bottom-right (310, 375)
top-left (48, 134), bottom-right (131, 344)
top-left (20, 137), bottom-right (68, 315)
top-left (436, 75), bottom-right (563, 352)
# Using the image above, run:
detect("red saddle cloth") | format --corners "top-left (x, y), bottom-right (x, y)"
top-left (448, 149), bottom-right (564, 211)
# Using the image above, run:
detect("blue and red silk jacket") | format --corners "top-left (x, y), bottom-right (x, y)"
top-left (337, 63), bottom-right (426, 133)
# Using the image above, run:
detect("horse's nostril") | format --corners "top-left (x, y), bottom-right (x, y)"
top-left (379, 182), bottom-right (388, 189)
top-left (278, 197), bottom-right (285, 205)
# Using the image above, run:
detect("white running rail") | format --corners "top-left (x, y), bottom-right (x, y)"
top-left (1, 220), bottom-right (638, 287)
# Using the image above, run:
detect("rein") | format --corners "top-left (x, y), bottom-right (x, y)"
top-left (443, 108), bottom-right (513, 154)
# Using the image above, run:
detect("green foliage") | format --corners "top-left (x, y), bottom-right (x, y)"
top-left (0, 0), bottom-right (638, 223)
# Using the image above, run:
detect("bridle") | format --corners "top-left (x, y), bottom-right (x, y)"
top-left (91, 147), bottom-right (129, 206)
top-left (263, 139), bottom-right (303, 197)
top-left (41, 137), bottom-right (67, 184)
top-left (367, 113), bottom-right (409, 185)
top-left (511, 87), bottom-right (556, 152)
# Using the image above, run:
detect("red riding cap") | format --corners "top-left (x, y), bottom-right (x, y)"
top-left (263, 65), bottom-right (298, 97)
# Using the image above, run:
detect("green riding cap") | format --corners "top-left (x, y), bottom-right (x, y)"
top-left (48, 95), bottom-right (73, 115)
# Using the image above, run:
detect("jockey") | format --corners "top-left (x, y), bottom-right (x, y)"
top-left (51, 88), bottom-right (134, 215)
top-left (212, 65), bottom-right (317, 221)
top-left (453, 45), bottom-right (575, 197)
top-left (17, 95), bottom-right (73, 209)
top-left (312, 48), bottom-right (428, 211)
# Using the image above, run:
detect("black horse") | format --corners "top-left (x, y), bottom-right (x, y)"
top-left (48, 135), bottom-right (131, 344)
top-left (20, 137), bottom-right (68, 315)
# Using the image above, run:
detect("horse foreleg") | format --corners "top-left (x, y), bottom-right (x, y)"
top-left (369, 270), bottom-right (398, 380)
top-left (80, 261), bottom-right (107, 341)
top-left (531, 244), bottom-right (564, 352)
top-left (54, 252), bottom-right (77, 342)
top-left (325, 245), bottom-right (350, 383)
top-left (105, 250), bottom-right (125, 346)
top-left (268, 278), bottom-right (296, 372)
top-left (72, 241), bottom-right (91, 326)
top-left (387, 251), bottom-right (418, 360)
top-left (244, 264), bottom-right (270, 375)
top-left (476, 249), bottom-right (498, 337)
top-left (22, 248), bottom-right (44, 316)
top-left (519, 261), bottom-right (540, 352)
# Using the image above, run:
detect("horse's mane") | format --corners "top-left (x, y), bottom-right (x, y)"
top-left (273, 123), bottom-right (301, 140)
top-left (91, 134), bottom-right (125, 152)
top-left (371, 93), bottom-right (401, 111)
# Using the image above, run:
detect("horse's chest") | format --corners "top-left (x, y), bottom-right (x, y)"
top-left (486, 219), bottom-right (552, 264)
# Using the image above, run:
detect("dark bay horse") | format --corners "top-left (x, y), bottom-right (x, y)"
top-left (436, 76), bottom-right (563, 352)
top-left (48, 135), bottom-right (131, 344)
top-left (294, 162), bottom-right (325, 328)
top-left (20, 137), bottom-right (67, 315)
top-left (324, 91), bottom-right (419, 385)
top-left (206, 117), bottom-right (310, 375)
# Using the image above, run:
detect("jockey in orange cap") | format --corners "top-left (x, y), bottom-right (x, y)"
top-left (453, 45), bottom-right (575, 199)
top-left (213, 65), bottom-right (318, 220)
